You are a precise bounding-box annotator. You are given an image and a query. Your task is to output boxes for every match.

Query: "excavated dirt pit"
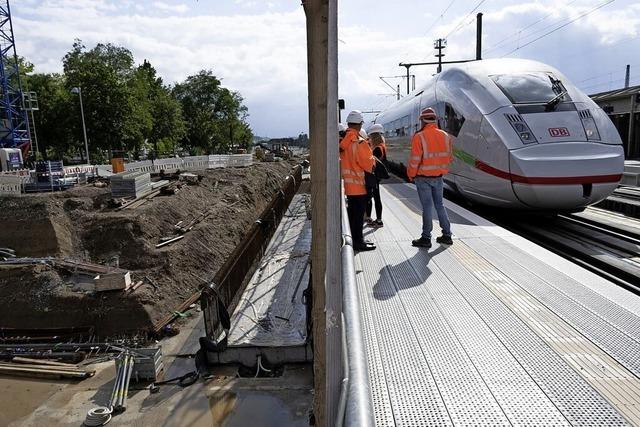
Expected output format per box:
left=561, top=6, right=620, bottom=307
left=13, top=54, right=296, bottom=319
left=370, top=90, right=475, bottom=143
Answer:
left=0, top=161, right=297, bottom=337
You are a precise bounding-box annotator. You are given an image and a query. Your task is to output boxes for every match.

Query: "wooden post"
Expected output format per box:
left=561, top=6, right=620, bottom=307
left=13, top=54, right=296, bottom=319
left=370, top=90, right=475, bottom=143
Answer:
left=304, top=0, right=341, bottom=425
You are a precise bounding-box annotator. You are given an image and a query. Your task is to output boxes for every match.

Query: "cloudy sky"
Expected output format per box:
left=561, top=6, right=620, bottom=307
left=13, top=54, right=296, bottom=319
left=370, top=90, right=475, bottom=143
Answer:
left=13, top=0, right=640, bottom=137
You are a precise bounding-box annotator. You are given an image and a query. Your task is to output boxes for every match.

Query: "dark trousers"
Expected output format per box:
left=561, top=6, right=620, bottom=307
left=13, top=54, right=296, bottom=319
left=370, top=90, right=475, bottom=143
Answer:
left=366, top=183, right=382, bottom=221
left=347, top=194, right=368, bottom=246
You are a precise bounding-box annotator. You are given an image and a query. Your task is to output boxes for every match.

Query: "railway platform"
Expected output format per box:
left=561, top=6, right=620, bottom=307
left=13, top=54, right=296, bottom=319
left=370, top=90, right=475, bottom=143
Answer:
left=355, top=182, right=640, bottom=426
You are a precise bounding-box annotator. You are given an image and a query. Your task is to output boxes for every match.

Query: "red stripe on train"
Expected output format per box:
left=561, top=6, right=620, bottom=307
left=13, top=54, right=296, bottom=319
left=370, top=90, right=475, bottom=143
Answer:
left=474, top=160, right=622, bottom=185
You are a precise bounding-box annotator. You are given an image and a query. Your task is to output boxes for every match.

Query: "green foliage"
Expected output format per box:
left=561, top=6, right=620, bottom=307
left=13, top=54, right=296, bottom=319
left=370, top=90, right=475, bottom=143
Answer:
left=173, top=70, right=253, bottom=154
left=22, top=40, right=251, bottom=163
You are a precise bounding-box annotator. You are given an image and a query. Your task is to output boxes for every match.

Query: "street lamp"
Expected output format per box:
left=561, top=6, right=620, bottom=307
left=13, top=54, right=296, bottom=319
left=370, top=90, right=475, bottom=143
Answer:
left=70, top=87, right=90, bottom=164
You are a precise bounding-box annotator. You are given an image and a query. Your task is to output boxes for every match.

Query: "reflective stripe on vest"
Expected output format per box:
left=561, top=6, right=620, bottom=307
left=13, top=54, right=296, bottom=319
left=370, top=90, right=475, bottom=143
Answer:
left=416, top=130, right=451, bottom=176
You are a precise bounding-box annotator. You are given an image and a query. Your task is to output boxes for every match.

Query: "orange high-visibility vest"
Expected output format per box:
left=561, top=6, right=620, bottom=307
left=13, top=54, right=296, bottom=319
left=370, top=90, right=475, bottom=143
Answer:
left=374, top=142, right=387, bottom=161
left=407, top=124, right=453, bottom=180
left=340, top=128, right=375, bottom=196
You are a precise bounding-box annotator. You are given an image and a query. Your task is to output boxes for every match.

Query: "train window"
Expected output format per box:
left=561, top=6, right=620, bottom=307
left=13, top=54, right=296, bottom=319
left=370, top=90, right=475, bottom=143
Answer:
left=402, top=116, right=409, bottom=136
left=491, top=73, right=572, bottom=104
left=443, top=103, right=465, bottom=137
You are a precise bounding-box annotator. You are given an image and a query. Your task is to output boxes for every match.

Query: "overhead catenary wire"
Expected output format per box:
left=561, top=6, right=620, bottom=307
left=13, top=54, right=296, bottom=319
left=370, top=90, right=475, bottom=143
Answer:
left=502, top=0, right=616, bottom=57
left=445, top=0, right=486, bottom=39
left=424, top=0, right=457, bottom=36
left=483, top=0, right=581, bottom=55
left=575, top=63, right=637, bottom=84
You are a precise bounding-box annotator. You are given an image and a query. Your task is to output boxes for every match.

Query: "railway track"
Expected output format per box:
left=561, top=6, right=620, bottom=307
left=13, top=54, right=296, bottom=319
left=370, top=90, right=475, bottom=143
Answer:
left=494, top=209, right=640, bottom=294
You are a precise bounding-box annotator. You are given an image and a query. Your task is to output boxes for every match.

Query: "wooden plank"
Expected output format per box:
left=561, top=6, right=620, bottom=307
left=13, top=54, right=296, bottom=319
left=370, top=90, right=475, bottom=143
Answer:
left=305, top=1, right=341, bottom=425
left=10, top=357, right=77, bottom=367
left=0, top=365, right=94, bottom=379
left=155, top=235, right=184, bottom=248
left=0, top=362, right=84, bottom=372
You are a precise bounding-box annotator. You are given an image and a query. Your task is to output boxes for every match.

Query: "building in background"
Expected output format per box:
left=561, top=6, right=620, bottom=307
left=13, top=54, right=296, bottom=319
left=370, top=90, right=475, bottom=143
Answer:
left=590, top=85, right=640, bottom=160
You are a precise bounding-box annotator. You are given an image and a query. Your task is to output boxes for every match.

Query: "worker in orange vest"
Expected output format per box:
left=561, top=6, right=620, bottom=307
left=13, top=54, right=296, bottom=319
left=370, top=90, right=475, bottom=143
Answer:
left=340, top=110, right=376, bottom=251
left=407, top=108, right=453, bottom=248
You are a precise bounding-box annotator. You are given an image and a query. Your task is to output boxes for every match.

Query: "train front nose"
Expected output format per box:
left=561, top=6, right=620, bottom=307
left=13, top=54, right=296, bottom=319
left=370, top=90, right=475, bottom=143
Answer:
left=509, top=142, right=624, bottom=210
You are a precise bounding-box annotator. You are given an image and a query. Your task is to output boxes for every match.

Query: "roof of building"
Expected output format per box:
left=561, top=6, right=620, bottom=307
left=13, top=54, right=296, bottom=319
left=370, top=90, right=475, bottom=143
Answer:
left=589, top=84, right=640, bottom=102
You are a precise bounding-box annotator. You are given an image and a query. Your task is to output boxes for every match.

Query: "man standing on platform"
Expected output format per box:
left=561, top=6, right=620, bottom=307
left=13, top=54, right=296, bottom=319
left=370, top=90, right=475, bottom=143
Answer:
left=407, top=108, right=454, bottom=248
left=340, top=110, right=376, bottom=252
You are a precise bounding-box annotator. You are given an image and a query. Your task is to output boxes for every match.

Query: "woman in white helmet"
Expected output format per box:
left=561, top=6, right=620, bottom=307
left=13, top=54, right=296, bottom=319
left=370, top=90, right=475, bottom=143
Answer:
left=365, top=123, right=387, bottom=228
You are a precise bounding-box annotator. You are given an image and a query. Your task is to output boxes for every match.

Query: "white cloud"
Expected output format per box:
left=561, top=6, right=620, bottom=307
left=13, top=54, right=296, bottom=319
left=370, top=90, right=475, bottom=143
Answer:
left=152, top=2, right=189, bottom=14
left=13, top=3, right=307, bottom=136
left=10, top=0, right=640, bottom=136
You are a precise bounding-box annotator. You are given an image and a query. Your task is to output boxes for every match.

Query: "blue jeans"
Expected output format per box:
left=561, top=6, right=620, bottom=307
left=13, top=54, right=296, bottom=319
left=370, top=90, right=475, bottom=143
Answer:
left=414, top=176, right=451, bottom=239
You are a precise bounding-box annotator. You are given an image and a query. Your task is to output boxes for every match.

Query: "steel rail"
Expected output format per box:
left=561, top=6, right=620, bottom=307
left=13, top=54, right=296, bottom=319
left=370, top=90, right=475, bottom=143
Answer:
left=498, top=218, right=640, bottom=294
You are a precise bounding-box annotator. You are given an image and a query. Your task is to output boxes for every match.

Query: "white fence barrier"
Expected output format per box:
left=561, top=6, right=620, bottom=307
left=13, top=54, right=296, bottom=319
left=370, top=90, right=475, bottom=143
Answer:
left=0, top=175, right=22, bottom=196
left=64, top=164, right=98, bottom=177
left=0, top=154, right=254, bottom=195
left=124, top=160, right=154, bottom=173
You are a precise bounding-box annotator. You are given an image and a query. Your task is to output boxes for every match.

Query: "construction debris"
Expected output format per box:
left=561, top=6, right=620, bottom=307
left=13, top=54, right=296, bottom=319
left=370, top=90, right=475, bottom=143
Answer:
left=155, top=235, right=184, bottom=249
left=0, top=360, right=95, bottom=379
left=0, top=162, right=298, bottom=337
left=94, top=271, right=132, bottom=292
left=110, top=171, right=152, bottom=199
left=179, top=172, right=200, bottom=185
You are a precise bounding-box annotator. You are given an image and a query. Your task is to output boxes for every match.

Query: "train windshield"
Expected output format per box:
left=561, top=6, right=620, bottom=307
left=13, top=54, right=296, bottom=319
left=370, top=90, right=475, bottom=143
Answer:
left=491, top=73, right=571, bottom=104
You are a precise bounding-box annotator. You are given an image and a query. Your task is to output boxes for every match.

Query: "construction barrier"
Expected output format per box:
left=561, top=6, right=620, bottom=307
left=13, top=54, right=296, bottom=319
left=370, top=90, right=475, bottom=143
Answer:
left=63, top=164, right=98, bottom=176
left=124, top=160, right=154, bottom=173
left=0, top=175, right=22, bottom=196
left=153, top=158, right=182, bottom=172
left=0, top=154, right=254, bottom=194
left=226, top=154, right=252, bottom=167
left=182, top=155, right=209, bottom=171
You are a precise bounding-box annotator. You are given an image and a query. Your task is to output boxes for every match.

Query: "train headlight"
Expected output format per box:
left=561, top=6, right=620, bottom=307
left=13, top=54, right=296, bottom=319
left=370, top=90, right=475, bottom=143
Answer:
left=505, top=113, right=538, bottom=144
left=520, top=132, right=534, bottom=141
left=579, top=110, right=601, bottom=141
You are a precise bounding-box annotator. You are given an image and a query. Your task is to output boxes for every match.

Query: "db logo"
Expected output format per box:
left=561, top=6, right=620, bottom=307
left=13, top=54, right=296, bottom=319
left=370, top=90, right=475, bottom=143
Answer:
left=549, top=127, right=570, bottom=137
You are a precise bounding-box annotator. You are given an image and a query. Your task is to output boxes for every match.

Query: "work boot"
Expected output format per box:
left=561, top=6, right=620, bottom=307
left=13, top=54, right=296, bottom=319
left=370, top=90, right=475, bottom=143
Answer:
left=411, top=237, right=432, bottom=248
left=436, top=235, right=453, bottom=245
left=354, top=242, right=376, bottom=252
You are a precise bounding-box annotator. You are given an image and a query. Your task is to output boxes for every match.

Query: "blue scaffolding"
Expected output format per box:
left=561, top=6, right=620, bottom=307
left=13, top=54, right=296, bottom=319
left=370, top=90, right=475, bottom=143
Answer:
left=0, top=0, right=30, bottom=152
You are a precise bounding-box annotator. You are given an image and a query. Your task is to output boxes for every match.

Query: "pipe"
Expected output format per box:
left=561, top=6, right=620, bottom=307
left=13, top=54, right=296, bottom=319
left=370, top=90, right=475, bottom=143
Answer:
left=340, top=196, right=375, bottom=426
left=121, top=353, right=134, bottom=410
left=335, top=313, right=350, bottom=427
left=109, top=357, right=123, bottom=408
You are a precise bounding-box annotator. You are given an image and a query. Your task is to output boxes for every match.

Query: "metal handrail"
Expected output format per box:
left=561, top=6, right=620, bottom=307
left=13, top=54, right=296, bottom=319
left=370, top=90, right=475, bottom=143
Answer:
left=337, top=196, right=375, bottom=426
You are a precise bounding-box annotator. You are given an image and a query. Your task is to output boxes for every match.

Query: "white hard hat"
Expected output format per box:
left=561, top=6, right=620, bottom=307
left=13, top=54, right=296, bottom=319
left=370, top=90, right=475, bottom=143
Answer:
left=338, top=123, right=347, bottom=132
left=359, top=129, right=368, bottom=139
left=346, top=110, right=364, bottom=124
left=368, top=123, right=384, bottom=134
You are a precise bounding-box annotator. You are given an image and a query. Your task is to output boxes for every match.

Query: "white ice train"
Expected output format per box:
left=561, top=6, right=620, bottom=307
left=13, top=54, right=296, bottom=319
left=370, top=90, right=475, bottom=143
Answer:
left=372, top=58, right=624, bottom=211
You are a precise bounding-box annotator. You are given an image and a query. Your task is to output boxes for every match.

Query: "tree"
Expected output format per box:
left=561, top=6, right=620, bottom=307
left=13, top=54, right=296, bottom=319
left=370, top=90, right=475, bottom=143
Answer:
left=63, top=40, right=144, bottom=159
left=23, top=73, right=75, bottom=160
left=173, top=70, right=253, bottom=154
left=134, top=60, right=186, bottom=157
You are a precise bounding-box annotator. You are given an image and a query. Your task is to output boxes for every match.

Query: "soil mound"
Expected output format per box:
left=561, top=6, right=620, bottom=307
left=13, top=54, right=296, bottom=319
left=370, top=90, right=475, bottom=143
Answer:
left=0, top=161, right=297, bottom=337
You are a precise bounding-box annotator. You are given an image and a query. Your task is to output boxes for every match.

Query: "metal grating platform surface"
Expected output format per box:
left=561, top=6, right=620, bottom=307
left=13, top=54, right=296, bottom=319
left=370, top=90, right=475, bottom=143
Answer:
left=355, top=183, right=640, bottom=426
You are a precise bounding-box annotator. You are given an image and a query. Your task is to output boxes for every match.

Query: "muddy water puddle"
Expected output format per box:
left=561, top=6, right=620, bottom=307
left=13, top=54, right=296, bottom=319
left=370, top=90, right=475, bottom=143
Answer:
left=0, top=377, right=68, bottom=426
left=165, top=386, right=311, bottom=427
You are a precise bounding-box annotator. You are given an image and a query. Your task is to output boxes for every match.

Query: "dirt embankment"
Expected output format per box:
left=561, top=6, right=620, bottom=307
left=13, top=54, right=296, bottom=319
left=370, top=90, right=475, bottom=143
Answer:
left=0, top=161, right=297, bottom=337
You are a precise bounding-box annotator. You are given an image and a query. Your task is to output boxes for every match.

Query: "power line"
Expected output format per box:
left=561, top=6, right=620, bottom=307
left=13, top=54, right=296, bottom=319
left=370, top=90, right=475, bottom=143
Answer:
left=581, top=77, right=625, bottom=92
left=575, top=63, right=637, bottom=84
left=425, top=0, right=457, bottom=36
left=549, top=33, right=640, bottom=62
left=483, top=0, right=581, bottom=55
left=502, top=0, right=616, bottom=57
left=445, top=0, right=486, bottom=38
